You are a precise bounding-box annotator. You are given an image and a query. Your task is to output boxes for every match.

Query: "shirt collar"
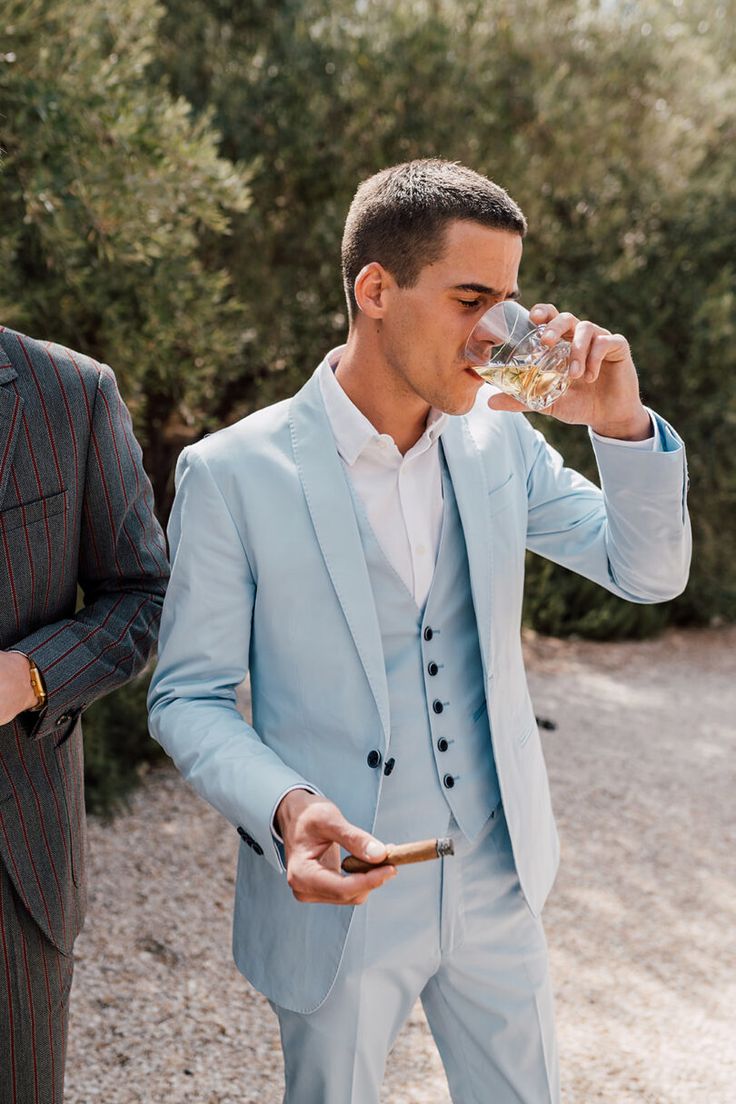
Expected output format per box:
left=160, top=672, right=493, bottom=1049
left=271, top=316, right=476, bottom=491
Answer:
left=318, top=346, right=448, bottom=467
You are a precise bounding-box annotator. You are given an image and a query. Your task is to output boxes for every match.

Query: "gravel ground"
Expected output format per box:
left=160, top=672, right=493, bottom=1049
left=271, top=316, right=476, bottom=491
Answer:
left=64, top=626, right=736, bottom=1103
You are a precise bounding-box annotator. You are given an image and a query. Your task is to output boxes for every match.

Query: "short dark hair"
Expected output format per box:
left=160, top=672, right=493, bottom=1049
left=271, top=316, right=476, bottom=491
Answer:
left=341, top=159, right=527, bottom=323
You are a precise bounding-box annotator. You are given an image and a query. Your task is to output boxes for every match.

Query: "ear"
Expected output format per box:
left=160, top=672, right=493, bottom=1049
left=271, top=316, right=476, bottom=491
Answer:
left=354, top=262, right=392, bottom=319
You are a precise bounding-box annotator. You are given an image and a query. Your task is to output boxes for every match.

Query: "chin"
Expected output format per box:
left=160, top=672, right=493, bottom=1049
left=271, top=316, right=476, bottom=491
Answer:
left=436, top=395, right=477, bottom=417
left=426, top=375, right=482, bottom=417
left=450, top=379, right=484, bottom=416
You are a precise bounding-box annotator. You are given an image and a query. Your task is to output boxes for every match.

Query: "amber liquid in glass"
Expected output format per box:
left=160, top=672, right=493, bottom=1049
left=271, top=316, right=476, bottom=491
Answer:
left=476, top=341, right=571, bottom=411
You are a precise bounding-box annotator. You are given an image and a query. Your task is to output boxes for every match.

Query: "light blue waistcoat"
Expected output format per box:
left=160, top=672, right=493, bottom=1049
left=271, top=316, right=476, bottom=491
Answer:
left=346, top=446, right=501, bottom=847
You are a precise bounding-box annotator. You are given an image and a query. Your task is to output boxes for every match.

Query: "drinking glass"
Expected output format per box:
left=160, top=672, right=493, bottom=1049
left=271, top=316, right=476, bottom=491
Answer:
left=464, top=300, right=572, bottom=411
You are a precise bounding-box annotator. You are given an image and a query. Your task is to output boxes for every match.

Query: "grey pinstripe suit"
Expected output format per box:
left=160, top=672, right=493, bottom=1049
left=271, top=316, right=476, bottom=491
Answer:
left=0, top=326, right=169, bottom=1103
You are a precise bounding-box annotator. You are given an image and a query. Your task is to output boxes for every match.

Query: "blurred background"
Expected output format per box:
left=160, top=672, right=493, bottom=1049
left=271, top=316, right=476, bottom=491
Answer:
left=1, top=0, right=734, bottom=812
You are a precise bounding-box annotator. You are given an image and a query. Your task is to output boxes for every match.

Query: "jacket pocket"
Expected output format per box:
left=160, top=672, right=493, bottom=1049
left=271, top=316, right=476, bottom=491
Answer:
left=0, top=490, right=67, bottom=533
left=487, top=472, right=515, bottom=517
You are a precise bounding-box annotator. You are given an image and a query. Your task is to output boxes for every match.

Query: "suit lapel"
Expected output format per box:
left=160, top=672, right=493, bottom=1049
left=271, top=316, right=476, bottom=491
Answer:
left=0, top=338, right=22, bottom=509
left=441, top=415, right=495, bottom=676
left=288, top=369, right=390, bottom=743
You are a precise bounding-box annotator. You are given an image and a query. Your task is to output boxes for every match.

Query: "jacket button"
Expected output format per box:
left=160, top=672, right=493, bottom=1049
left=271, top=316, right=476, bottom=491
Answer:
left=55, top=714, right=71, bottom=727
left=383, top=757, right=395, bottom=776
left=367, top=749, right=382, bottom=769
left=432, top=700, right=444, bottom=715
left=437, top=738, right=449, bottom=752
left=427, top=662, right=439, bottom=676
left=443, top=774, right=455, bottom=789
left=423, top=627, right=433, bottom=641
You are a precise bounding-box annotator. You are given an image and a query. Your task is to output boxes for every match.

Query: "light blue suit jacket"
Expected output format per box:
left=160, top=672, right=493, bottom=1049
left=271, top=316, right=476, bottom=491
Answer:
left=148, top=365, right=691, bottom=1012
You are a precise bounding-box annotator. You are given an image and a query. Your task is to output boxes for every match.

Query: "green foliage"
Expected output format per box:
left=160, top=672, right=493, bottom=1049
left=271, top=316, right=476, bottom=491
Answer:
left=0, top=0, right=252, bottom=511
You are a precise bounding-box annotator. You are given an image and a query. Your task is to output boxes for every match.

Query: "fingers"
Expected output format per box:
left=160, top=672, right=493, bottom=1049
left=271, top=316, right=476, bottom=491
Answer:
left=329, top=814, right=388, bottom=866
left=287, top=856, right=397, bottom=906
left=283, top=798, right=395, bottom=905
left=289, top=798, right=387, bottom=863
left=570, top=328, right=629, bottom=380
left=487, top=392, right=528, bottom=413
left=529, top=303, right=558, bottom=325
left=584, top=333, right=630, bottom=379
left=540, top=311, right=580, bottom=347
left=568, top=320, right=606, bottom=378
left=488, top=311, right=631, bottom=407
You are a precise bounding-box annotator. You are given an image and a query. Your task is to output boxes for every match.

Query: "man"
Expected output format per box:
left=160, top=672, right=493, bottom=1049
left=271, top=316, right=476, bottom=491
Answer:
left=148, top=159, right=691, bottom=1103
left=0, top=326, right=169, bottom=1103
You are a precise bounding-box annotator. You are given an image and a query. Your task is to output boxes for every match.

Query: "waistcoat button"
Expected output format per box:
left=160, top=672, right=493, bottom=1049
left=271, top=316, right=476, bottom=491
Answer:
left=443, top=774, right=455, bottom=789
left=423, top=627, right=433, bottom=641
left=437, top=738, right=449, bottom=752
left=427, top=661, right=439, bottom=676
left=366, top=749, right=382, bottom=769
left=432, top=700, right=444, bottom=715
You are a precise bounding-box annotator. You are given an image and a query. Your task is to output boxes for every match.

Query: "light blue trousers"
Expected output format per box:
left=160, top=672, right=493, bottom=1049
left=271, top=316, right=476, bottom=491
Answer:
left=271, top=804, right=560, bottom=1103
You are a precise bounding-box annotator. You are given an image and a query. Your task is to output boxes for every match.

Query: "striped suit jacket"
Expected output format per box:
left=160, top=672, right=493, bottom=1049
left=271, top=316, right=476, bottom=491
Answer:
left=0, top=326, right=169, bottom=954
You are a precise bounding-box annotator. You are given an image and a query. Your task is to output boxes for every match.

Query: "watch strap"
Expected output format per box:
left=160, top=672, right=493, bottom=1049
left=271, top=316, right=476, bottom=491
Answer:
left=27, top=658, right=47, bottom=712
left=10, top=652, right=47, bottom=712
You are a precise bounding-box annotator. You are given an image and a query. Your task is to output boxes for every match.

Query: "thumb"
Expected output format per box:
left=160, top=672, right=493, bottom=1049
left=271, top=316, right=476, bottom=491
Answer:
left=332, top=817, right=387, bottom=864
left=487, top=392, right=527, bottom=413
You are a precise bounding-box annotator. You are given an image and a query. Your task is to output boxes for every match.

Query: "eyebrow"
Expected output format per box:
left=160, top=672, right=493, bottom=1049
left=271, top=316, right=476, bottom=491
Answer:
left=452, top=283, right=521, bottom=299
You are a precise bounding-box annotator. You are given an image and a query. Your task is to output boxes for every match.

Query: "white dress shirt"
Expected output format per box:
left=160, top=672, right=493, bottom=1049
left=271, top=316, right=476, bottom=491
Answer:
left=319, top=349, right=450, bottom=609
left=319, top=345, right=658, bottom=609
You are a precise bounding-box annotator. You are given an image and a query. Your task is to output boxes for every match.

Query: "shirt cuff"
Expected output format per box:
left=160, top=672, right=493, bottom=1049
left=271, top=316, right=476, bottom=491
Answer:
left=590, top=408, right=661, bottom=451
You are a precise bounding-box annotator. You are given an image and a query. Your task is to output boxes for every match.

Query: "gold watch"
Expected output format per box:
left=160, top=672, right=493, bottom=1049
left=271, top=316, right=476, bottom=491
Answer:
left=25, top=656, right=47, bottom=712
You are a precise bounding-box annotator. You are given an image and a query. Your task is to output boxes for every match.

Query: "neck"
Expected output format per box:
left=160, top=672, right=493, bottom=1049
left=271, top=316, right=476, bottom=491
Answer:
left=334, top=331, right=431, bottom=455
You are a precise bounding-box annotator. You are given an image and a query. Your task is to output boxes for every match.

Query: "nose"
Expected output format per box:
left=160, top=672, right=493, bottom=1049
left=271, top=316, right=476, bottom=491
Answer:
left=465, top=321, right=497, bottom=365
left=471, top=335, right=495, bottom=356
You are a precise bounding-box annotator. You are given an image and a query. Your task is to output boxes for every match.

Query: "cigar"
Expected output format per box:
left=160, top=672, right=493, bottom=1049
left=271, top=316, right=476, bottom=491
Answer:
left=341, top=836, right=454, bottom=874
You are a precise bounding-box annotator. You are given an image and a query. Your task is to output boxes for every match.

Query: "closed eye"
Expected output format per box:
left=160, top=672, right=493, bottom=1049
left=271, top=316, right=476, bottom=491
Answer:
left=459, top=299, right=483, bottom=309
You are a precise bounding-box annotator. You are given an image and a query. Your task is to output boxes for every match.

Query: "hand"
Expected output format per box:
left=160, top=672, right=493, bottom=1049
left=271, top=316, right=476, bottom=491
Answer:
left=275, top=789, right=396, bottom=905
left=0, top=652, right=38, bottom=725
left=487, top=303, right=653, bottom=440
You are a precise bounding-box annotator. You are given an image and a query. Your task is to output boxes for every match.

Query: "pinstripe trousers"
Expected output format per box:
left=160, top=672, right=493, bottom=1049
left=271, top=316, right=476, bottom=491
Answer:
left=0, top=860, right=73, bottom=1104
